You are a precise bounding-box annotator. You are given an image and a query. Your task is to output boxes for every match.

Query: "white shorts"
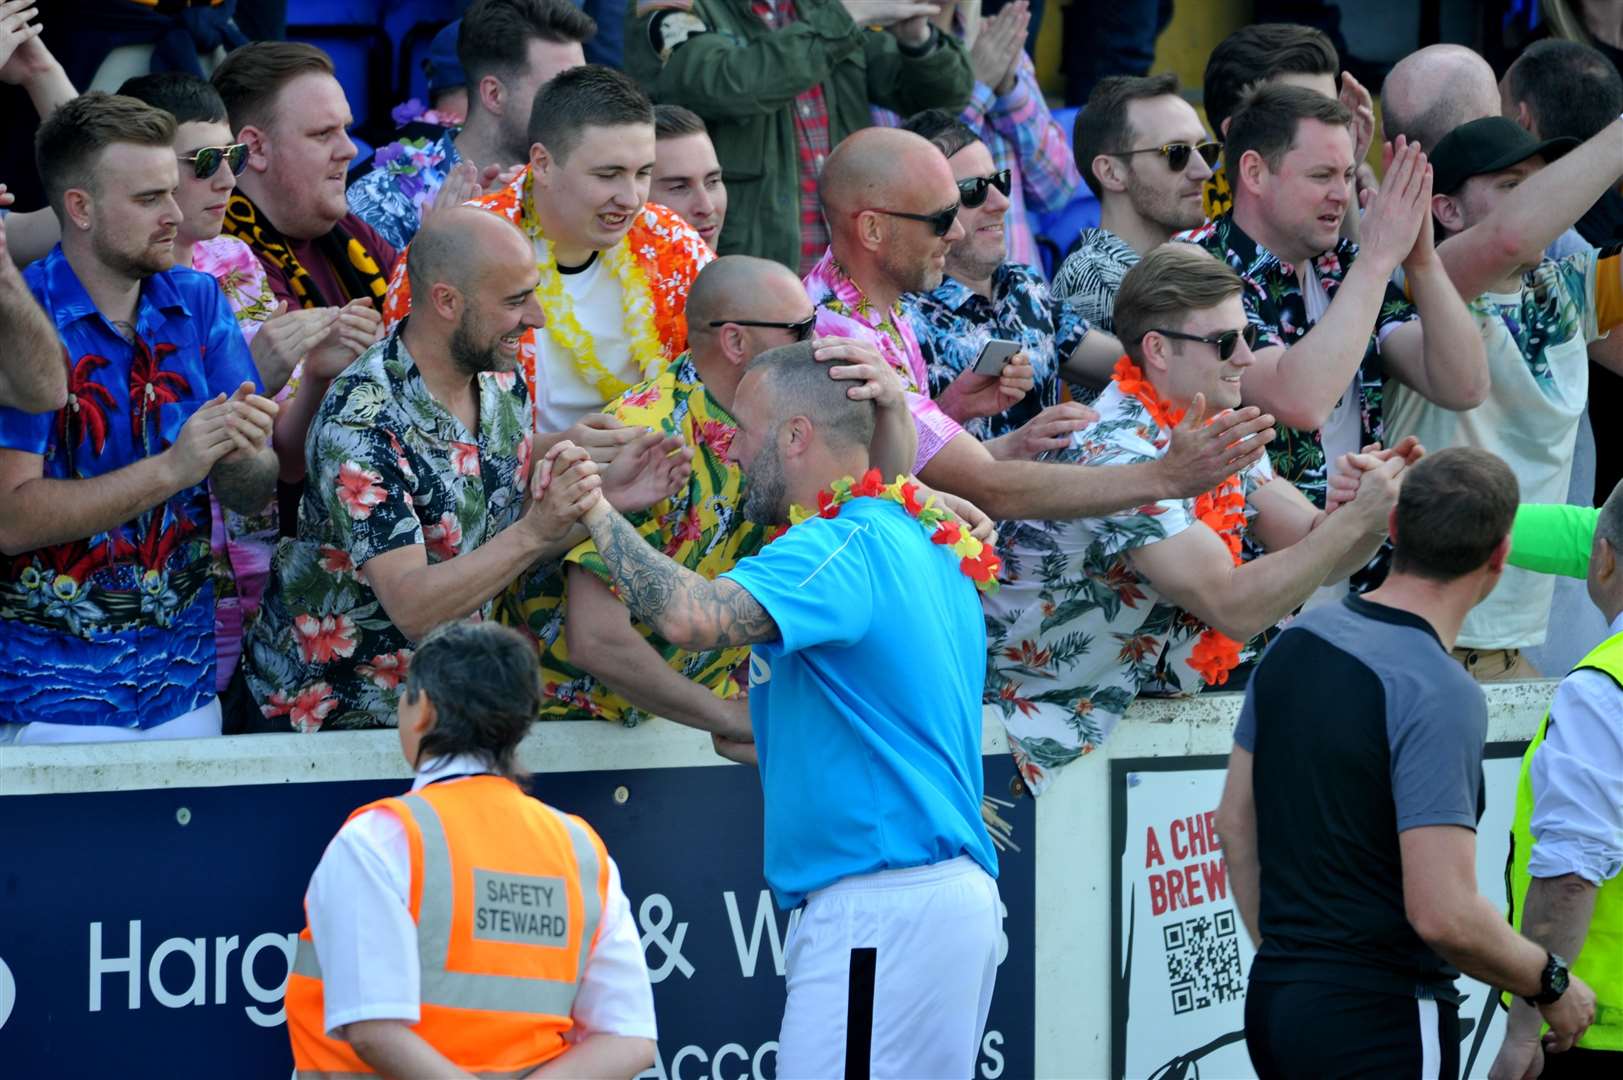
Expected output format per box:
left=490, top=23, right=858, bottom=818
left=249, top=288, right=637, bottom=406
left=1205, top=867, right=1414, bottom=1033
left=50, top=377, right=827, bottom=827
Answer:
left=777, top=855, right=1001, bottom=1080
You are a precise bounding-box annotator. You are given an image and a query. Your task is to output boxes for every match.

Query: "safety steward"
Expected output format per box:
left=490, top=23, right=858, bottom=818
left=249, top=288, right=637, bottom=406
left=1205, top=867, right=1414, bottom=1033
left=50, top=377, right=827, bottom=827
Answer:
left=284, top=621, right=657, bottom=1078
left=1496, top=481, right=1623, bottom=1079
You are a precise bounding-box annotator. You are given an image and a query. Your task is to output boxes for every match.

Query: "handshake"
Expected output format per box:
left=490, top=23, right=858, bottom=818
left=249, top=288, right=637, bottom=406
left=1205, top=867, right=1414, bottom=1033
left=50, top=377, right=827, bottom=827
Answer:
left=515, top=433, right=693, bottom=549
left=1323, top=434, right=1426, bottom=526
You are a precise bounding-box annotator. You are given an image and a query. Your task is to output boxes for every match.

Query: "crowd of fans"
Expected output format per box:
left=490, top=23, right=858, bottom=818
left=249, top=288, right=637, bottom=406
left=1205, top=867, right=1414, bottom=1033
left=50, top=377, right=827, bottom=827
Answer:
left=3, top=0, right=1623, bottom=1074
left=0, top=0, right=1614, bottom=754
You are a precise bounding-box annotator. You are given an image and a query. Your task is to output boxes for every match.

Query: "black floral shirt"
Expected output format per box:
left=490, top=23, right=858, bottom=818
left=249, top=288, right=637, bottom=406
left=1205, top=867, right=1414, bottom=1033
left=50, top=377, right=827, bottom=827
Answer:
left=1185, top=212, right=1417, bottom=508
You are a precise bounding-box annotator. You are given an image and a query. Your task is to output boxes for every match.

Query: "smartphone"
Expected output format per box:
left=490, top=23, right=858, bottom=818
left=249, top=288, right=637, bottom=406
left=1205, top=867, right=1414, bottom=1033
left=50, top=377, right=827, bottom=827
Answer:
left=971, top=338, right=1023, bottom=377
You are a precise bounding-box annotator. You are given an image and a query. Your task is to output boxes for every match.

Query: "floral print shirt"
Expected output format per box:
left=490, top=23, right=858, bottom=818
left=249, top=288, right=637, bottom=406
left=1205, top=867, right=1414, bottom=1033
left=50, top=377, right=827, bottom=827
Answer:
left=803, top=247, right=963, bottom=471
left=1050, top=226, right=1140, bottom=335
left=984, top=380, right=1273, bottom=795
left=242, top=327, right=531, bottom=730
left=1185, top=212, right=1417, bottom=508
left=905, top=264, right=1091, bottom=442
left=193, top=234, right=280, bottom=690
left=0, top=247, right=263, bottom=729
left=504, top=353, right=765, bottom=723
left=346, top=127, right=462, bottom=252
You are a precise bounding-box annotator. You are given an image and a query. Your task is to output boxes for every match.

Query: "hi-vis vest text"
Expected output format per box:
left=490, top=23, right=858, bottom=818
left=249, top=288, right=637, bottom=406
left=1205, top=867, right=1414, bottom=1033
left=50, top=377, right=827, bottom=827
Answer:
left=285, top=775, right=611, bottom=1077
left=1507, top=630, right=1623, bottom=1051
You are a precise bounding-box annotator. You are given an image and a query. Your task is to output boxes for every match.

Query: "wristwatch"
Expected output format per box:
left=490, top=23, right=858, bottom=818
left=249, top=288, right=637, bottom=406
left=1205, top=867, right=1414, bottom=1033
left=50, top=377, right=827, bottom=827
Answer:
left=1523, top=952, right=1571, bottom=1006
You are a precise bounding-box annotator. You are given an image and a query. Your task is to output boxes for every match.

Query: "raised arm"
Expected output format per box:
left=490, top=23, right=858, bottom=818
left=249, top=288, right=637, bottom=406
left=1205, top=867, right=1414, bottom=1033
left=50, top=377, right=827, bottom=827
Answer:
left=1129, top=457, right=1400, bottom=641
left=1379, top=165, right=1490, bottom=411
left=1508, top=503, right=1598, bottom=580
left=920, top=397, right=1275, bottom=520
left=1439, top=117, right=1623, bottom=303
left=579, top=494, right=777, bottom=653
left=0, top=215, right=65, bottom=412
left=563, top=564, right=754, bottom=738
left=814, top=336, right=917, bottom=480
left=1241, top=141, right=1430, bottom=430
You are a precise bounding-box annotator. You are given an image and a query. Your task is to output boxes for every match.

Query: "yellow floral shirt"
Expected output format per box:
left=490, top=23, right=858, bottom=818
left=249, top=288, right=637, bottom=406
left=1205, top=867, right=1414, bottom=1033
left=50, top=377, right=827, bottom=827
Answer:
left=1202, top=163, right=1233, bottom=221
left=500, top=353, right=764, bottom=723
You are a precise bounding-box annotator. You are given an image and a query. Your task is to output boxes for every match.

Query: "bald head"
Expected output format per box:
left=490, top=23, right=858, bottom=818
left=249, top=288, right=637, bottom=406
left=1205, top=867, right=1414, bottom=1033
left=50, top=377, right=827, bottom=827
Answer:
left=687, top=255, right=807, bottom=331
left=1381, top=45, right=1500, bottom=150
left=819, top=127, right=955, bottom=223
left=742, top=341, right=875, bottom=452
left=407, top=206, right=530, bottom=298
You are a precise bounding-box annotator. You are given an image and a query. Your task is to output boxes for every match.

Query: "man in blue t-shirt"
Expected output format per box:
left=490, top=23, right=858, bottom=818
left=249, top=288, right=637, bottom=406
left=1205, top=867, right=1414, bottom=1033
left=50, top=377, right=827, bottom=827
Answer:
left=0, top=93, right=278, bottom=745
left=557, top=338, right=1001, bottom=1079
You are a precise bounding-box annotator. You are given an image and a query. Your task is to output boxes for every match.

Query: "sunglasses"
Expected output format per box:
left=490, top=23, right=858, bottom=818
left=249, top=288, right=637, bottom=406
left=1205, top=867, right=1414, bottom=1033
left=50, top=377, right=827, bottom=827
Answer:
left=1116, top=141, right=1222, bottom=173
left=856, top=204, right=960, bottom=237
left=1152, top=324, right=1259, bottom=360
left=708, top=315, right=816, bottom=341
left=956, top=169, right=1012, bottom=209
left=178, top=143, right=249, bottom=180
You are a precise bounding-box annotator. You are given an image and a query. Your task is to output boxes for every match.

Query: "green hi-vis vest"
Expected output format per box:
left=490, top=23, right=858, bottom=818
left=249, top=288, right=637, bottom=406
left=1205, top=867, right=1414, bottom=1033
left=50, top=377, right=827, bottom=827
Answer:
left=1506, top=630, right=1623, bottom=1050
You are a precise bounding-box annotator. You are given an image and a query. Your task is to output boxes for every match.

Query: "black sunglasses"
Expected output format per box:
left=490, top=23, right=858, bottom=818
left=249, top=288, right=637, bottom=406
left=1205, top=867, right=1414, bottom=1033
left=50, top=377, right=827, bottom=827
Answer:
left=857, top=203, right=960, bottom=237
left=956, top=169, right=1012, bottom=209
left=179, top=143, right=249, bottom=180
left=708, top=315, right=816, bottom=341
left=1115, top=141, right=1222, bottom=172
left=1151, top=324, right=1259, bottom=360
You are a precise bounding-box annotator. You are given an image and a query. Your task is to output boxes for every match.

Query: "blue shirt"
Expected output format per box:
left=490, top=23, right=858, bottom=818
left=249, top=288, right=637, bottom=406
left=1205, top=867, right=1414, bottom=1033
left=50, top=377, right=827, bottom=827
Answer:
left=722, top=497, right=997, bottom=908
left=347, top=127, right=463, bottom=252
left=0, top=246, right=262, bottom=728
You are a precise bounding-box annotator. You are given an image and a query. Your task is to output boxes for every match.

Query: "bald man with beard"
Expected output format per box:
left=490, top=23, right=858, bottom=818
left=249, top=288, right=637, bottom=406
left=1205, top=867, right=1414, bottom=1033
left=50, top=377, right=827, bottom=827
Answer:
left=804, top=127, right=1278, bottom=527
left=527, top=254, right=918, bottom=731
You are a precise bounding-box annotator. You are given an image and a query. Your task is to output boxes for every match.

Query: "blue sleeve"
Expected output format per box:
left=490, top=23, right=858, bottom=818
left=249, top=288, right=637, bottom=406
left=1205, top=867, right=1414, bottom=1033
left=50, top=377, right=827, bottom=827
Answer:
left=721, top=516, right=875, bottom=655
left=195, top=276, right=263, bottom=395
left=1389, top=677, right=1487, bottom=832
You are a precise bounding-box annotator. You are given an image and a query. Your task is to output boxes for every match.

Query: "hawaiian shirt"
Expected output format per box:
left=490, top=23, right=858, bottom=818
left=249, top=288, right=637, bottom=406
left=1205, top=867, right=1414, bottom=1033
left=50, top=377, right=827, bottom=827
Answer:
left=347, top=127, right=462, bottom=252
left=1050, top=226, right=1140, bottom=334
left=1186, top=212, right=1417, bottom=508
left=383, top=166, right=711, bottom=432
left=983, top=379, right=1274, bottom=796
left=504, top=353, right=766, bottom=723
left=192, top=234, right=279, bottom=690
left=904, top=264, right=1090, bottom=442
left=751, top=0, right=833, bottom=274
left=803, top=247, right=963, bottom=471
left=0, top=247, right=262, bottom=729
left=874, top=46, right=1078, bottom=274
left=242, top=327, right=531, bottom=731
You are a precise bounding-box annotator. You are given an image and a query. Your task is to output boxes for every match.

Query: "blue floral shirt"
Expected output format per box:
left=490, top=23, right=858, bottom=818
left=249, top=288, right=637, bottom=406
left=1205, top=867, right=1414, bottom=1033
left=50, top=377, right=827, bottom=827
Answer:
left=904, top=264, right=1091, bottom=442
left=346, top=127, right=463, bottom=252
left=0, top=246, right=262, bottom=729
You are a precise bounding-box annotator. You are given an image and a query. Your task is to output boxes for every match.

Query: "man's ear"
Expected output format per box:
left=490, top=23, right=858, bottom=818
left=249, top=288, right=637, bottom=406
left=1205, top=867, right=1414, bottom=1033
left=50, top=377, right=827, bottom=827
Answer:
left=529, top=141, right=552, bottom=185
left=783, top=414, right=814, bottom=456
left=412, top=693, right=438, bottom=740
left=428, top=281, right=463, bottom=322
left=1514, top=100, right=1536, bottom=135
left=854, top=210, right=886, bottom=253
left=1236, top=148, right=1269, bottom=197
left=239, top=125, right=271, bottom=174
left=1430, top=192, right=1465, bottom=235
left=1487, top=533, right=1512, bottom=573
left=1140, top=333, right=1171, bottom=376
left=477, top=72, right=505, bottom=117
left=1093, top=153, right=1128, bottom=195
left=62, top=187, right=93, bottom=232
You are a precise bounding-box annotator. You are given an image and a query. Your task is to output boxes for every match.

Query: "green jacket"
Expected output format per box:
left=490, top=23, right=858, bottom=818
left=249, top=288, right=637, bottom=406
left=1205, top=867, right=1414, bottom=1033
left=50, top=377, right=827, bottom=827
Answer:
left=625, top=0, right=973, bottom=270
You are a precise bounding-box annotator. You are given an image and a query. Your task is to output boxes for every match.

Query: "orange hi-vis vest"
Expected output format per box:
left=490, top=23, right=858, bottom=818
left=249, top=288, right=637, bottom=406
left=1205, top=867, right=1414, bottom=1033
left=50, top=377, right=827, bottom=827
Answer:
left=285, top=775, right=611, bottom=1078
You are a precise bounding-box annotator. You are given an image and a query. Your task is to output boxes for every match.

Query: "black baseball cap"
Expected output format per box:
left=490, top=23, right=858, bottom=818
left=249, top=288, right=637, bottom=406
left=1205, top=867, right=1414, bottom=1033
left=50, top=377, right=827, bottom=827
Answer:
left=1429, top=116, right=1578, bottom=195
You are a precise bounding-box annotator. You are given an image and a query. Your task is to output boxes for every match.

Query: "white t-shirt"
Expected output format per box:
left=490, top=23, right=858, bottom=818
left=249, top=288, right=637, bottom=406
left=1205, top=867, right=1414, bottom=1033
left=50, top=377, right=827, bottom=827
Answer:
left=533, top=253, right=636, bottom=434
left=1388, top=249, right=1613, bottom=648
left=304, top=754, right=657, bottom=1041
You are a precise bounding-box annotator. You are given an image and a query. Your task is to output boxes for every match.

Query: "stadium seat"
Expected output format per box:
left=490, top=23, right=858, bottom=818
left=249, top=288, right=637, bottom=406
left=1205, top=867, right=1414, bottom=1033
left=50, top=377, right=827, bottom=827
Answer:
left=1030, top=106, right=1098, bottom=279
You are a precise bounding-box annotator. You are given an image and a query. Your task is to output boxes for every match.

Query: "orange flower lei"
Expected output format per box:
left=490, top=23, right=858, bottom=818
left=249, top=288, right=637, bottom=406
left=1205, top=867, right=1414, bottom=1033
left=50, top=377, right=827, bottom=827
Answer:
left=1111, top=356, right=1247, bottom=686
left=772, top=470, right=1002, bottom=593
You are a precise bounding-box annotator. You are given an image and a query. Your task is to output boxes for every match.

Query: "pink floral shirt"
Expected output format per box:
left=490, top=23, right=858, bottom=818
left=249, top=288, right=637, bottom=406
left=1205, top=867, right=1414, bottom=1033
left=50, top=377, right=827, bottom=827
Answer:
left=802, top=248, right=963, bottom=471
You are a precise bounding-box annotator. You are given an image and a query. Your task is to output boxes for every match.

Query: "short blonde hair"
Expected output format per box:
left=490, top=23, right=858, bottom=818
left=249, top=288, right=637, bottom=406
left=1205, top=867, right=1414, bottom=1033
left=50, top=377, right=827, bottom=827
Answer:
left=1113, top=243, right=1244, bottom=362
left=35, top=93, right=177, bottom=218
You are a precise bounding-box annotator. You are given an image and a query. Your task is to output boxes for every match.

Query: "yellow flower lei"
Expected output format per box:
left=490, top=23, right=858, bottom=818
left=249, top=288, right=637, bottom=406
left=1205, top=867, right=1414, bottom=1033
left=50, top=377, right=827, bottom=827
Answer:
left=524, top=185, right=666, bottom=401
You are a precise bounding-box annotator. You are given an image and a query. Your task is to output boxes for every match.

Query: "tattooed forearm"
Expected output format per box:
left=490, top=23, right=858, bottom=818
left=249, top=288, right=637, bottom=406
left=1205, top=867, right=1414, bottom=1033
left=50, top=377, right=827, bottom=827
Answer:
left=586, top=504, right=778, bottom=650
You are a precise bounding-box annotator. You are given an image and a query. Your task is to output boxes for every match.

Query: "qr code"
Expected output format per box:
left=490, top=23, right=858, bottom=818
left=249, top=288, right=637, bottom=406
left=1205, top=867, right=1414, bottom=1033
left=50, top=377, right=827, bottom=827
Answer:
left=1162, top=908, right=1244, bottom=1015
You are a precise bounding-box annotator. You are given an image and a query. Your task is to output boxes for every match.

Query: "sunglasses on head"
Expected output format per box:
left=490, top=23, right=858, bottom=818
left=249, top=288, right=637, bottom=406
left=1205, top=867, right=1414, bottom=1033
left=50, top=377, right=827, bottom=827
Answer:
left=956, top=169, right=1012, bottom=209
left=178, top=143, right=249, bottom=180
left=1116, top=141, right=1222, bottom=173
left=1152, top=323, right=1259, bottom=360
left=855, top=203, right=960, bottom=237
left=708, top=315, right=817, bottom=341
